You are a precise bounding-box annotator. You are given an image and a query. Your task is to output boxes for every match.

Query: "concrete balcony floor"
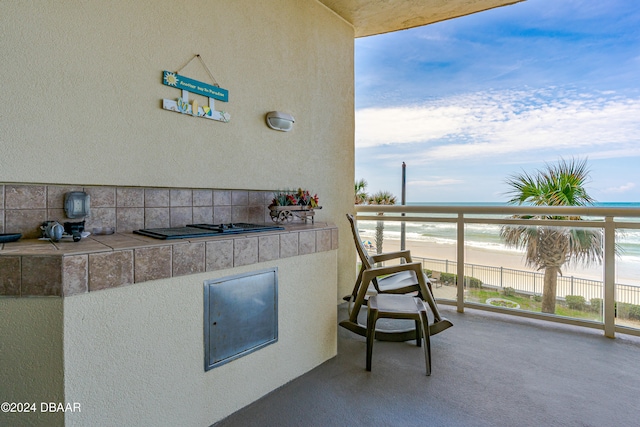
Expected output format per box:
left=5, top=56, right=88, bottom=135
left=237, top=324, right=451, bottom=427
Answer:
left=216, top=304, right=640, bottom=427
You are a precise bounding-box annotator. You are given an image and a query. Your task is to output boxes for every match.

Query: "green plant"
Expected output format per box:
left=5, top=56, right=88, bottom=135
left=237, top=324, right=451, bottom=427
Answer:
left=441, top=272, right=457, bottom=285
left=617, top=302, right=640, bottom=321
left=489, top=299, right=519, bottom=308
left=503, top=287, right=516, bottom=297
left=565, top=295, right=586, bottom=311
left=464, top=288, right=603, bottom=322
left=424, top=270, right=482, bottom=288
left=589, top=298, right=602, bottom=313
left=629, top=304, right=640, bottom=321
left=533, top=294, right=542, bottom=302
left=466, top=276, right=483, bottom=288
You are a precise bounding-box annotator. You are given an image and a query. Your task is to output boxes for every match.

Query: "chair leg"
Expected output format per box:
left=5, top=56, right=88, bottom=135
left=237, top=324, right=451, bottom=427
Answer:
left=419, top=279, right=454, bottom=336
left=414, top=320, right=422, bottom=347
left=419, top=308, right=431, bottom=376
left=366, top=307, right=378, bottom=371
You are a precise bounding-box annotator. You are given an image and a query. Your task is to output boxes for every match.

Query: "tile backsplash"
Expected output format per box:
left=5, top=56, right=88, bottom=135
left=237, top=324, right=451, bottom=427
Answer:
left=0, top=184, right=274, bottom=238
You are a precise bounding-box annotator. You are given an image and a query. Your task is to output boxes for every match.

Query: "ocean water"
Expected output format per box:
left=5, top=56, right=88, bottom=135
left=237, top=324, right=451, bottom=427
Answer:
left=357, top=202, right=640, bottom=284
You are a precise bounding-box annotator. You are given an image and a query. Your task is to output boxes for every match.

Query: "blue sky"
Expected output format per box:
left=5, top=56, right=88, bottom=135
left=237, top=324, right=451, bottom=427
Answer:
left=355, top=0, right=640, bottom=202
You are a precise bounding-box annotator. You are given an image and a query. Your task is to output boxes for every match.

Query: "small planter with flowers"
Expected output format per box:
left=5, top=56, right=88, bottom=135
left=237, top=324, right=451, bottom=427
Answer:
left=269, top=189, right=321, bottom=223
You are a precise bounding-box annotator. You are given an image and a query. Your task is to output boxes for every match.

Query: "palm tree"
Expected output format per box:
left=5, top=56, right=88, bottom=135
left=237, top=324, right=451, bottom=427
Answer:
left=354, top=179, right=368, bottom=205
left=367, top=190, right=397, bottom=255
left=500, top=158, right=603, bottom=314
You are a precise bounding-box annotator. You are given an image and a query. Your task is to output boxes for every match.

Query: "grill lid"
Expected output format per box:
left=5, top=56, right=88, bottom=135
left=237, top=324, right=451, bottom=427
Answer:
left=134, top=223, right=284, bottom=239
left=133, top=227, right=219, bottom=240
left=188, top=223, right=284, bottom=234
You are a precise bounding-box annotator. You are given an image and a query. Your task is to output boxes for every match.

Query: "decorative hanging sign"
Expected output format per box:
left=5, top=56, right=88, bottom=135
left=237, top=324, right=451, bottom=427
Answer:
left=162, top=71, right=228, bottom=101
left=161, top=55, right=230, bottom=123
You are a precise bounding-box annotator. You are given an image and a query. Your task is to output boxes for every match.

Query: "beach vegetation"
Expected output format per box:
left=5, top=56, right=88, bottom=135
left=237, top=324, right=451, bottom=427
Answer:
left=354, top=179, right=368, bottom=205
left=616, top=302, right=640, bottom=321
left=424, top=269, right=482, bottom=288
left=589, top=298, right=602, bottom=313
left=500, top=158, right=603, bottom=314
left=367, top=190, right=397, bottom=255
left=565, top=295, right=586, bottom=311
left=465, top=288, right=605, bottom=321
left=487, top=298, right=519, bottom=309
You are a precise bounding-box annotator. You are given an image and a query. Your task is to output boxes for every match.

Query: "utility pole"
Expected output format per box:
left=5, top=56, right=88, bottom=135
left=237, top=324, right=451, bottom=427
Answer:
left=401, top=162, right=406, bottom=251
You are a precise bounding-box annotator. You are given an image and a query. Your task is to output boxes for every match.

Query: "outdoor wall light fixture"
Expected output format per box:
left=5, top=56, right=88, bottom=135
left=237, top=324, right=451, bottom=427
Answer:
left=266, top=111, right=295, bottom=132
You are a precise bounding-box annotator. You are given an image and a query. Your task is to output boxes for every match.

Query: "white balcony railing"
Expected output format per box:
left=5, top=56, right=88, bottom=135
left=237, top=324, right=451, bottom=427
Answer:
left=355, top=204, right=640, bottom=338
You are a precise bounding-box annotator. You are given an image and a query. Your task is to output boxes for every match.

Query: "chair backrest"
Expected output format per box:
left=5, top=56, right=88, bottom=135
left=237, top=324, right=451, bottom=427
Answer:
left=431, top=271, right=441, bottom=280
left=346, top=214, right=374, bottom=270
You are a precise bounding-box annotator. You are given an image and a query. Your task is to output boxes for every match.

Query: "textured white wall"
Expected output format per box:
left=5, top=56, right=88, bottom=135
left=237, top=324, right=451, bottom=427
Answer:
left=0, top=0, right=356, bottom=301
left=62, top=252, right=337, bottom=426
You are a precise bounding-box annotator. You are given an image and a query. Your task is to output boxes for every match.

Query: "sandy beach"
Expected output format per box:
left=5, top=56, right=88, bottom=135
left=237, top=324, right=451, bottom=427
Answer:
left=382, top=237, right=531, bottom=272
left=376, top=237, right=640, bottom=286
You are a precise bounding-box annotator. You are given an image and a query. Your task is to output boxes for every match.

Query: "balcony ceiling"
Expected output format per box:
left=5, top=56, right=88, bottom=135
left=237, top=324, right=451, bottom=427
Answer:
left=318, top=0, right=525, bottom=37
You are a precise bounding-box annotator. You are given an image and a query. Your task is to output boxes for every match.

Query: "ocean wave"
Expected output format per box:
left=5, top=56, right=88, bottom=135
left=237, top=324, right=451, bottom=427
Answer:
left=357, top=221, right=640, bottom=272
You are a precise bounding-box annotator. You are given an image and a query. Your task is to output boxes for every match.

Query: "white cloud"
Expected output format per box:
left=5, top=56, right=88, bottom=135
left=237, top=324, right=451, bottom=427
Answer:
left=355, top=89, right=640, bottom=163
left=355, top=105, right=474, bottom=148
left=604, top=182, right=636, bottom=194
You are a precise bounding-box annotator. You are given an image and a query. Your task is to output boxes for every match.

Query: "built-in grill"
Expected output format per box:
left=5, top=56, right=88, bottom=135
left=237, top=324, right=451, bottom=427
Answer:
left=134, top=223, right=284, bottom=240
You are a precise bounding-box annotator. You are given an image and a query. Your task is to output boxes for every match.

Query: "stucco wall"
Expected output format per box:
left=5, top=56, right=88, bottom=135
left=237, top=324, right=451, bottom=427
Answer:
left=1, top=0, right=355, bottom=425
left=0, top=0, right=356, bottom=300
left=61, top=252, right=337, bottom=426
left=0, top=298, right=65, bottom=427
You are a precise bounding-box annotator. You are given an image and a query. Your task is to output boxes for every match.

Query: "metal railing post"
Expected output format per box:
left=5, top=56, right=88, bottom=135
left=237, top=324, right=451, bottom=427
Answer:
left=457, top=213, right=465, bottom=313
left=604, top=217, right=616, bottom=338
left=571, top=276, right=574, bottom=296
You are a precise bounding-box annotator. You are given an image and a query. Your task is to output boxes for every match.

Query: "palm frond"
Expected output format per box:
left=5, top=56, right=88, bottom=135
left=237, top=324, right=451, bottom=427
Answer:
left=367, top=190, right=397, bottom=206
left=501, top=158, right=603, bottom=272
left=504, top=157, right=594, bottom=209
left=354, top=179, right=368, bottom=205
left=566, top=228, right=604, bottom=267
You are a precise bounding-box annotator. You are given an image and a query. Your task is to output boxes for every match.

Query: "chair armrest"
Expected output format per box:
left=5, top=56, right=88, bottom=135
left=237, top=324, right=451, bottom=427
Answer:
left=361, top=262, right=432, bottom=299
left=370, top=250, right=413, bottom=263
left=361, top=262, right=422, bottom=281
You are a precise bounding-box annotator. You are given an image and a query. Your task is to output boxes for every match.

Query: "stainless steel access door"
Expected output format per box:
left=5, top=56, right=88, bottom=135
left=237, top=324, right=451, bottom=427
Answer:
left=204, top=268, right=278, bottom=371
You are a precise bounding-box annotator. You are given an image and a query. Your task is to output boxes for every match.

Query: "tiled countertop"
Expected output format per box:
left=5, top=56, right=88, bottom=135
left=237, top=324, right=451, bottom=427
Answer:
left=0, top=223, right=338, bottom=297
